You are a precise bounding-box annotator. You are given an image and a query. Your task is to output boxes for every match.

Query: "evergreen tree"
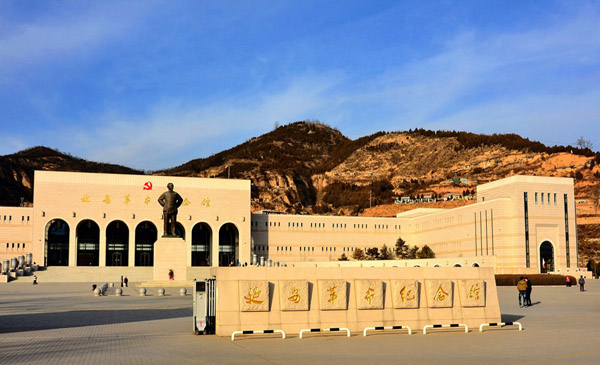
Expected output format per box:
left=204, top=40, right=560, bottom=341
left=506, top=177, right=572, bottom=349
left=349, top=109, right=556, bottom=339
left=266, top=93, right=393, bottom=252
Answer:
left=418, top=245, right=435, bottom=258
left=379, top=244, right=393, bottom=260
left=366, top=247, right=379, bottom=260
left=352, top=248, right=366, bottom=260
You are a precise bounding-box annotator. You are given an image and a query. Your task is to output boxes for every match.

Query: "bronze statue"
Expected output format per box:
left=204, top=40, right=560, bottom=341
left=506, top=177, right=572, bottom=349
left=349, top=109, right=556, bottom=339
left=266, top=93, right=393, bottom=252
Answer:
left=157, top=183, right=183, bottom=237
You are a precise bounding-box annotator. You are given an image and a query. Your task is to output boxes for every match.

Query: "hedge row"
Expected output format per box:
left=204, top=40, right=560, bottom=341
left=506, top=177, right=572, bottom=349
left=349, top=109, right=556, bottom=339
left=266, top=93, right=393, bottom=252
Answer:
left=495, top=274, right=578, bottom=286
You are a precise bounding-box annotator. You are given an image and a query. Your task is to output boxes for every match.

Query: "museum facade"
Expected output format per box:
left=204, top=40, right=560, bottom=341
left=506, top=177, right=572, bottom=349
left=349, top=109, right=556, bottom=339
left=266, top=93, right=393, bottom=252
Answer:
left=0, top=171, right=579, bottom=279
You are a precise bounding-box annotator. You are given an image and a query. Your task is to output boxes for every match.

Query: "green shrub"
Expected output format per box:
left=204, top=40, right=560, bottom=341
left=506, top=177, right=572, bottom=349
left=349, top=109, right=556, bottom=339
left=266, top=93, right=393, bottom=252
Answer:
left=495, top=274, right=577, bottom=286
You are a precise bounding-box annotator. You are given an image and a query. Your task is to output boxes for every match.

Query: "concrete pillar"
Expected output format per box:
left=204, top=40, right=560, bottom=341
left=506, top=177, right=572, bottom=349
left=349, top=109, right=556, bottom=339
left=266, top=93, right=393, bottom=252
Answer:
left=186, top=224, right=191, bottom=268
left=69, top=226, right=77, bottom=267
left=212, top=225, right=220, bottom=267
left=128, top=225, right=136, bottom=267
left=99, top=226, right=106, bottom=267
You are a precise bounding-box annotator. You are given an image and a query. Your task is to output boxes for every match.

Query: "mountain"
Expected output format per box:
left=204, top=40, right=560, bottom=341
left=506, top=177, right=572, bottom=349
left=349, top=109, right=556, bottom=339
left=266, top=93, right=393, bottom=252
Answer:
left=0, top=146, right=143, bottom=206
left=159, top=121, right=385, bottom=211
left=1, top=122, right=599, bottom=268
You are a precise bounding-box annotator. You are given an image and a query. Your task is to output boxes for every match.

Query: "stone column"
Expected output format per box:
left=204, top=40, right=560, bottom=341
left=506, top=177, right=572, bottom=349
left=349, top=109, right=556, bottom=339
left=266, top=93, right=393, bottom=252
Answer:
left=69, top=224, right=77, bottom=267
left=212, top=226, right=220, bottom=267
left=128, top=226, right=136, bottom=267
left=99, top=227, right=106, bottom=267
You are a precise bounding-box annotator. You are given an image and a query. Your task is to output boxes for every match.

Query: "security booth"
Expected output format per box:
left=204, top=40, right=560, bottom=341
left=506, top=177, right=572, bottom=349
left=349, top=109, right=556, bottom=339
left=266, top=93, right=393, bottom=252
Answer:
left=193, top=278, right=216, bottom=334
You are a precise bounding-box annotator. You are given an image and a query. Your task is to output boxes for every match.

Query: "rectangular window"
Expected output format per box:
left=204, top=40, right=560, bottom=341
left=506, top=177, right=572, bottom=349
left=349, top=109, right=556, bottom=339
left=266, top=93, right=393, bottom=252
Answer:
left=541, top=193, right=544, bottom=205
left=554, top=193, right=557, bottom=205
left=524, top=192, right=530, bottom=267
left=535, top=192, right=538, bottom=204
left=564, top=194, right=570, bottom=268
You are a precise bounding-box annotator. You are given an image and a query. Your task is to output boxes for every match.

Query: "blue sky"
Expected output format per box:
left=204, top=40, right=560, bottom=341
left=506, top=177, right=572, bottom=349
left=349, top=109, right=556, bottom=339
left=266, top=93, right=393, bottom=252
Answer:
left=1, top=1, right=599, bottom=170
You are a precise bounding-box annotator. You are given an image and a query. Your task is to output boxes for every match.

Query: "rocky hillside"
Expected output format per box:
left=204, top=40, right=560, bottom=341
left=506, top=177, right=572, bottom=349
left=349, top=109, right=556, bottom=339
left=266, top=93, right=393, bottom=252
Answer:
left=2, top=122, right=599, bottom=267
left=159, top=121, right=384, bottom=212
left=3, top=123, right=599, bottom=213
left=0, top=146, right=142, bottom=206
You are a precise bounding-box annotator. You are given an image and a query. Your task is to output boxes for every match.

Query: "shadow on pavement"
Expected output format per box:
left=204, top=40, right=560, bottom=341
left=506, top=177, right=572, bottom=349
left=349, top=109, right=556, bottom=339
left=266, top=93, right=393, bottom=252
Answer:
left=0, top=307, right=191, bottom=333
left=501, top=314, right=525, bottom=322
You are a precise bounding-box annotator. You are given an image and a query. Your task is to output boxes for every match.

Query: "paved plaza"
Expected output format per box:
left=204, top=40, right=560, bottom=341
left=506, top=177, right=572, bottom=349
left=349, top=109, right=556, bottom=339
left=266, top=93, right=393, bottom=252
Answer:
left=1, top=279, right=599, bottom=364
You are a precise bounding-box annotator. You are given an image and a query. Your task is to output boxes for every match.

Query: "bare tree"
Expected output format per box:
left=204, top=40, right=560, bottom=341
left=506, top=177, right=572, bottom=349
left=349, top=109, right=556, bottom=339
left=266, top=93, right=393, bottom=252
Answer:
left=576, top=137, right=593, bottom=150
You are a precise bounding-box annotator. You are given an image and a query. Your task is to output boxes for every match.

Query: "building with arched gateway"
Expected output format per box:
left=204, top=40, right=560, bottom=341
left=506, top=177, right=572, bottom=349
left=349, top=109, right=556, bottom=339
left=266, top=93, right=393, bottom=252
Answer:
left=0, top=171, right=585, bottom=281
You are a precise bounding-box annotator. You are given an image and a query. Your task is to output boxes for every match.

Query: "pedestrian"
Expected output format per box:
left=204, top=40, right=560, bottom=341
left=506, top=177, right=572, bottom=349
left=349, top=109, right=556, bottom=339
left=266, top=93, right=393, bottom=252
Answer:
left=578, top=275, right=585, bottom=291
left=525, top=277, right=532, bottom=306
left=168, top=269, right=174, bottom=280
left=124, top=276, right=128, bottom=287
left=566, top=276, right=571, bottom=287
left=517, top=276, right=528, bottom=307
left=33, top=275, right=38, bottom=285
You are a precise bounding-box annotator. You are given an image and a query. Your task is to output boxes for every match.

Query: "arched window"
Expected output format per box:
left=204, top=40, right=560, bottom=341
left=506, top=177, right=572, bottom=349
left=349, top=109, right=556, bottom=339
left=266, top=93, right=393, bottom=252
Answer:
left=45, top=219, right=70, bottom=266
left=77, top=220, right=100, bottom=266
left=219, top=223, right=239, bottom=266
left=192, top=223, right=212, bottom=266
left=135, top=221, right=157, bottom=266
left=106, top=220, right=128, bottom=266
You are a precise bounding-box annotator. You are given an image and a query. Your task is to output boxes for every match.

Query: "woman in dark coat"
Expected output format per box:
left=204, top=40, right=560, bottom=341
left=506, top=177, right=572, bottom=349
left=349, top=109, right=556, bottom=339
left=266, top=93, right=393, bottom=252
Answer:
left=525, top=277, right=532, bottom=306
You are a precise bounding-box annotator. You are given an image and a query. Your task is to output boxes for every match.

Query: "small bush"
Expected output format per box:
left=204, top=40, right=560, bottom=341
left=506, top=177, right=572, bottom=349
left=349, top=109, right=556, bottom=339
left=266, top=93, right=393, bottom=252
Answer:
left=495, top=274, right=577, bottom=286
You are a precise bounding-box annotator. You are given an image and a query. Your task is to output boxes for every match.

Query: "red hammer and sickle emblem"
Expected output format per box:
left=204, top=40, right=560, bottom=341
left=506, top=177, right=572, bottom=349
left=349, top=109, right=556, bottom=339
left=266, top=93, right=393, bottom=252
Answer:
left=143, top=181, right=153, bottom=190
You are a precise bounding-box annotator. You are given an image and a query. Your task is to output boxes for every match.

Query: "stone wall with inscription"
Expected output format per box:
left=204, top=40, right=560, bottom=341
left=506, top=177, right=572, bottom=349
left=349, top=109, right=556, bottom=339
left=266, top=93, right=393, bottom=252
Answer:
left=213, top=266, right=500, bottom=336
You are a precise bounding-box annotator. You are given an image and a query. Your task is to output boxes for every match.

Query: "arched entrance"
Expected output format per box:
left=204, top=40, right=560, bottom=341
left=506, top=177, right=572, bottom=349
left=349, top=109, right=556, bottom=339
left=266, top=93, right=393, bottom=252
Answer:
left=77, top=220, right=100, bottom=266
left=106, top=220, right=128, bottom=266
left=192, top=223, right=211, bottom=266
left=540, top=241, right=554, bottom=273
left=135, top=221, right=157, bottom=266
left=45, top=219, right=69, bottom=266
left=219, top=223, right=239, bottom=266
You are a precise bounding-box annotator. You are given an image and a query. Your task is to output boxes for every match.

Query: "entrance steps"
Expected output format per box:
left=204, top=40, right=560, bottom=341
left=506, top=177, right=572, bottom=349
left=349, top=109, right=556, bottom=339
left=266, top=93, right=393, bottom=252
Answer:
left=138, top=280, right=194, bottom=287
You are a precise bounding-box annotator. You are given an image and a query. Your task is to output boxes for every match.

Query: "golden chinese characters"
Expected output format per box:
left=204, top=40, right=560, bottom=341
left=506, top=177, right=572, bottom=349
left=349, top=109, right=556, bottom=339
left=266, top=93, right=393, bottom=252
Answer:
left=201, top=198, right=211, bottom=207
left=288, top=288, right=301, bottom=303
left=124, top=194, right=131, bottom=204
left=81, top=194, right=91, bottom=203
left=434, top=285, right=450, bottom=302
left=400, top=286, right=416, bottom=302
left=468, top=284, right=480, bottom=300
left=365, top=286, right=375, bottom=304
left=327, top=285, right=338, bottom=303
left=102, top=195, right=111, bottom=204
left=144, top=196, right=151, bottom=205
left=182, top=198, right=191, bottom=206
left=244, top=287, right=264, bottom=304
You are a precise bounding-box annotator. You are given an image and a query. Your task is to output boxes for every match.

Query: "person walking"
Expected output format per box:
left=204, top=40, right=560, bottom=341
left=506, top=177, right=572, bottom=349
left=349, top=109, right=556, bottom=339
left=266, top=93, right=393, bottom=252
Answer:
left=517, top=277, right=528, bottom=307
left=566, top=275, right=572, bottom=287
left=124, top=276, right=128, bottom=287
left=578, top=275, right=586, bottom=291
left=33, top=275, right=38, bottom=285
left=525, top=277, right=532, bottom=306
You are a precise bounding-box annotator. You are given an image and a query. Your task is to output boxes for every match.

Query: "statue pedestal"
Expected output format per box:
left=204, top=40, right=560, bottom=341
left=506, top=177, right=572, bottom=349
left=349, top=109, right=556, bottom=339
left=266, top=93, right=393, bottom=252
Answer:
left=153, top=236, right=187, bottom=283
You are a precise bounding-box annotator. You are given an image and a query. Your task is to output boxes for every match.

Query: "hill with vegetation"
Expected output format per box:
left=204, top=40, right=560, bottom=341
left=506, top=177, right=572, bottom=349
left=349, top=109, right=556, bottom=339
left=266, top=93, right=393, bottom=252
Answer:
left=0, top=146, right=142, bottom=206
left=1, top=122, right=599, bottom=269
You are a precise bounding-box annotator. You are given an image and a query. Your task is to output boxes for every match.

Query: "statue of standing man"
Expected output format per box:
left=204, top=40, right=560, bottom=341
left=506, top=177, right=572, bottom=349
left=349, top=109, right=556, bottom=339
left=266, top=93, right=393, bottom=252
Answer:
left=158, top=183, right=183, bottom=237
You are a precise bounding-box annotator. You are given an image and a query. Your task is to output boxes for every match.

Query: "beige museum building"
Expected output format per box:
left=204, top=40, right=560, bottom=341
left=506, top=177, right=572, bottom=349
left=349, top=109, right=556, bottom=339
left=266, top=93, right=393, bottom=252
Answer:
left=0, top=171, right=581, bottom=281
